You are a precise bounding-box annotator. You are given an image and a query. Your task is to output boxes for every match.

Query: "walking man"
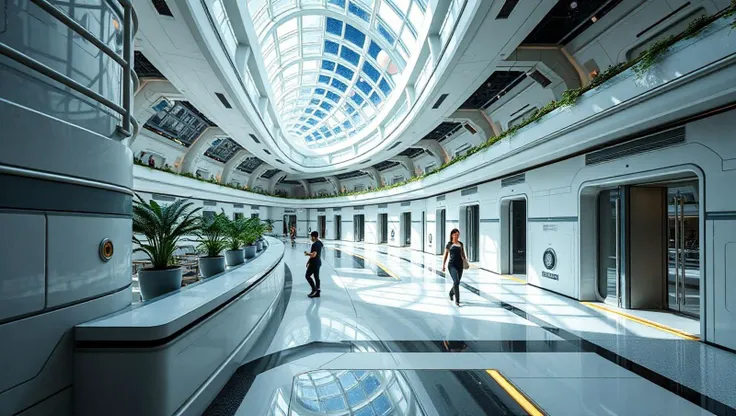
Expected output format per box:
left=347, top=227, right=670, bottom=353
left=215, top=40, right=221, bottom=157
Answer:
left=304, top=231, right=323, bottom=298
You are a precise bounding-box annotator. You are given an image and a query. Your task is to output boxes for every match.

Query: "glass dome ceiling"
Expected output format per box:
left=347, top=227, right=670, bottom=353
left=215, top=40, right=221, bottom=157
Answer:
left=247, top=0, right=428, bottom=150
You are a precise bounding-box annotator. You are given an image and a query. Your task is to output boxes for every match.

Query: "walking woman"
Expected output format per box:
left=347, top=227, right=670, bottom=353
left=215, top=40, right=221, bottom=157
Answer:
left=442, top=228, right=468, bottom=306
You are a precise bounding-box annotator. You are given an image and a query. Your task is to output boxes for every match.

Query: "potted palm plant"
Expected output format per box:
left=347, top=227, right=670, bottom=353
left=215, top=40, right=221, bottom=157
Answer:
left=224, top=214, right=247, bottom=266
left=196, top=212, right=228, bottom=278
left=133, top=195, right=201, bottom=300
left=242, top=217, right=260, bottom=259
left=255, top=221, right=267, bottom=252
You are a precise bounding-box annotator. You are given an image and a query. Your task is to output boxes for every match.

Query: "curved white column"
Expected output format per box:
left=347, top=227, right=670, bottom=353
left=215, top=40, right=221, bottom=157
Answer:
left=179, top=127, right=226, bottom=174
left=220, top=149, right=251, bottom=185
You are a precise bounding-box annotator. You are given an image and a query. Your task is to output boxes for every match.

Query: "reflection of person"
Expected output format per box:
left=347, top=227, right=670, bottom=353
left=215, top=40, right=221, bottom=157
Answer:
left=290, top=225, right=296, bottom=247
left=443, top=315, right=468, bottom=352
left=304, top=231, right=323, bottom=298
left=442, top=228, right=467, bottom=307
left=148, top=155, right=155, bottom=167
left=306, top=295, right=321, bottom=342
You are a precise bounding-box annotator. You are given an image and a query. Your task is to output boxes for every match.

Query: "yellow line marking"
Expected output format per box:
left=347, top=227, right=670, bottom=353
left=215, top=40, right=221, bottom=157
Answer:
left=581, top=302, right=700, bottom=341
left=333, top=247, right=400, bottom=280
left=486, top=370, right=544, bottom=416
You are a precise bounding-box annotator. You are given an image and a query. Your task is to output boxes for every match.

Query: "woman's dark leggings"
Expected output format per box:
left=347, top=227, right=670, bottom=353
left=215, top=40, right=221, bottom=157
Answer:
left=448, top=266, right=463, bottom=302
left=306, top=264, right=321, bottom=291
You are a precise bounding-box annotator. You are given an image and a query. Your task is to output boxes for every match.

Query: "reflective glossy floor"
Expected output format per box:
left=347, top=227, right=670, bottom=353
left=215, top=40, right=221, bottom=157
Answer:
left=204, top=240, right=736, bottom=416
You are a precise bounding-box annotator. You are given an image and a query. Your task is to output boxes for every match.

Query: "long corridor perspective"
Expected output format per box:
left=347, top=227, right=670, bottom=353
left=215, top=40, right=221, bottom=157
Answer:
left=203, top=240, right=736, bottom=416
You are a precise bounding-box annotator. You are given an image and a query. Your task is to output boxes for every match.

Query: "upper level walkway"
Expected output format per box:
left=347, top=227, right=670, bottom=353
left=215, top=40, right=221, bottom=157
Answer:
left=203, top=240, right=736, bottom=416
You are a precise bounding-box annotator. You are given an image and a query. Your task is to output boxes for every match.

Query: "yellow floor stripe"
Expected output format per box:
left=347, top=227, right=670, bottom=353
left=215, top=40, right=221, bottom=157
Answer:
left=332, top=247, right=400, bottom=280
left=486, top=370, right=544, bottom=416
left=581, top=302, right=700, bottom=341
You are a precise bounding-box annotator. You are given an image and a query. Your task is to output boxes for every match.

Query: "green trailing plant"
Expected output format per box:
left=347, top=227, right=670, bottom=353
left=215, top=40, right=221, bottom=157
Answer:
left=132, top=194, right=202, bottom=269
left=196, top=212, right=228, bottom=257
left=633, top=35, right=675, bottom=76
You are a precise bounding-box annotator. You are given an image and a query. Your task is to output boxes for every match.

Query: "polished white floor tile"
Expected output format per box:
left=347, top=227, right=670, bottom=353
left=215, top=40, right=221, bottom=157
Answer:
left=512, top=377, right=715, bottom=416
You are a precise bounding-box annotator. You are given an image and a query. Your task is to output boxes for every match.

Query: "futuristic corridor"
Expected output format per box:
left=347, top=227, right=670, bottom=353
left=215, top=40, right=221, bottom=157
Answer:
left=3, top=0, right=736, bottom=414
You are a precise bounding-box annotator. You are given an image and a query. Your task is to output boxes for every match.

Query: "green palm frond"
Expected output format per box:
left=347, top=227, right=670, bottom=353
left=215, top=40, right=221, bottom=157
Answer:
left=195, top=212, right=228, bottom=257
left=132, top=194, right=202, bottom=268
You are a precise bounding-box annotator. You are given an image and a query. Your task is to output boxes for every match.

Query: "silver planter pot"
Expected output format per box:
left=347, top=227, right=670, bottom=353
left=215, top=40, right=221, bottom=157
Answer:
left=244, top=245, right=257, bottom=259
left=256, top=240, right=264, bottom=252
left=138, top=267, right=182, bottom=301
left=199, top=256, right=226, bottom=278
left=225, top=249, right=245, bottom=266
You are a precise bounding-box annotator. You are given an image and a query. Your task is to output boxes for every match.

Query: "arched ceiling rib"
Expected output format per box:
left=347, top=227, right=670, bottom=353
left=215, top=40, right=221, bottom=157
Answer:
left=247, top=0, right=429, bottom=150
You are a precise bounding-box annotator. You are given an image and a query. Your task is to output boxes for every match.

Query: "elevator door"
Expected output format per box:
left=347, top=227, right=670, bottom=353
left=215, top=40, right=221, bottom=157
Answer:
left=402, top=212, right=411, bottom=246
left=335, top=215, right=342, bottom=240
left=598, top=189, right=622, bottom=305
left=379, top=214, right=388, bottom=243
left=436, top=209, right=446, bottom=255
left=465, top=205, right=480, bottom=262
left=354, top=214, right=365, bottom=242
left=318, top=216, right=326, bottom=239
left=668, top=184, right=700, bottom=317
left=283, top=215, right=296, bottom=235
left=510, top=200, right=527, bottom=275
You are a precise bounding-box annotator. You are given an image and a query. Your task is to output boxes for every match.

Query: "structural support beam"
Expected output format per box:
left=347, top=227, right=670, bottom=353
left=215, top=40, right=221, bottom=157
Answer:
left=220, top=149, right=251, bottom=185
left=179, top=127, right=225, bottom=174
left=247, top=163, right=271, bottom=189
left=130, top=80, right=185, bottom=145
left=268, top=172, right=287, bottom=193
left=390, top=155, right=417, bottom=178
left=234, top=44, right=252, bottom=77
left=298, top=179, right=311, bottom=197
left=417, top=139, right=450, bottom=166
left=326, top=176, right=341, bottom=194
left=500, top=46, right=583, bottom=99
left=447, top=109, right=495, bottom=141
left=360, top=167, right=383, bottom=189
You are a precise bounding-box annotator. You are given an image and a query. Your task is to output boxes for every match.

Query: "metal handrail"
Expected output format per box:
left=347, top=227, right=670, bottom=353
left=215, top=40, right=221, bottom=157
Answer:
left=0, top=0, right=138, bottom=139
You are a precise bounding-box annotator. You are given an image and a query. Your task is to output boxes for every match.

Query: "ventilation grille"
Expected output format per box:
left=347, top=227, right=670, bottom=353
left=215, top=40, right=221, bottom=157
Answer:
left=585, top=127, right=686, bottom=166
left=263, top=149, right=271, bottom=155
left=284, top=209, right=295, bottom=213
left=215, top=93, right=232, bottom=109
left=318, top=208, right=326, bottom=212
left=496, top=0, right=519, bottom=19
left=378, top=203, right=388, bottom=208
left=250, top=134, right=260, bottom=144
left=432, top=94, right=449, bottom=109
left=461, top=186, right=478, bottom=196
left=354, top=206, right=364, bottom=210
left=233, top=203, right=244, bottom=208
left=437, top=195, right=446, bottom=201
left=152, top=193, right=175, bottom=201
left=401, top=201, right=411, bottom=207
left=203, top=201, right=217, bottom=206
left=501, top=173, right=525, bottom=187
left=250, top=205, right=259, bottom=209
left=333, top=208, right=342, bottom=212
left=360, top=159, right=371, bottom=164
left=275, top=159, right=284, bottom=164
left=151, top=0, right=173, bottom=16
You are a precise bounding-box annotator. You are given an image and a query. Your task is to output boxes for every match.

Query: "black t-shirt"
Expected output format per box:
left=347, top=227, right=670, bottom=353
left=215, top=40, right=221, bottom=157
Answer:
left=309, top=240, right=324, bottom=266
left=446, top=242, right=463, bottom=269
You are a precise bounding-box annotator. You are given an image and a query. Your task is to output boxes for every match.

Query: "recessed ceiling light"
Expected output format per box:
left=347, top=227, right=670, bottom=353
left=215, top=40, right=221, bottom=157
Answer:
left=570, top=1, right=578, bottom=10
left=591, top=16, right=598, bottom=22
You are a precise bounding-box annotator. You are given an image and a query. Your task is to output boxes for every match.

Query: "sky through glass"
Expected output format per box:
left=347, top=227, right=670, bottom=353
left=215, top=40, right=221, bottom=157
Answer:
left=247, top=0, right=428, bottom=149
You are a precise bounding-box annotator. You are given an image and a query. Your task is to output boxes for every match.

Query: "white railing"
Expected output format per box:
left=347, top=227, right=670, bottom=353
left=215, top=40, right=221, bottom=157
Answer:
left=0, top=0, right=139, bottom=139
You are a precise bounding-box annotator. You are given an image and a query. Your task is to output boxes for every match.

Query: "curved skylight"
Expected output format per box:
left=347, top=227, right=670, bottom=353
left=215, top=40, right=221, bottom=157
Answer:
left=247, top=0, right=428, bottom=149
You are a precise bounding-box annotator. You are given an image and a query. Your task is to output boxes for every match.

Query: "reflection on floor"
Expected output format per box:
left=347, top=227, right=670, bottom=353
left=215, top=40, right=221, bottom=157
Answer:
left=204, top=240, right=736, bottom=416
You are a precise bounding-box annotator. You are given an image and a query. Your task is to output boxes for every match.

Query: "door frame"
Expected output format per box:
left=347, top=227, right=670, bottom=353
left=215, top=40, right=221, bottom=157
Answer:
left=500, top=195, right=528, bottom=275
left=578, top=166, right=705, bottom=332
left=435, top=208, right=446, bottom=255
